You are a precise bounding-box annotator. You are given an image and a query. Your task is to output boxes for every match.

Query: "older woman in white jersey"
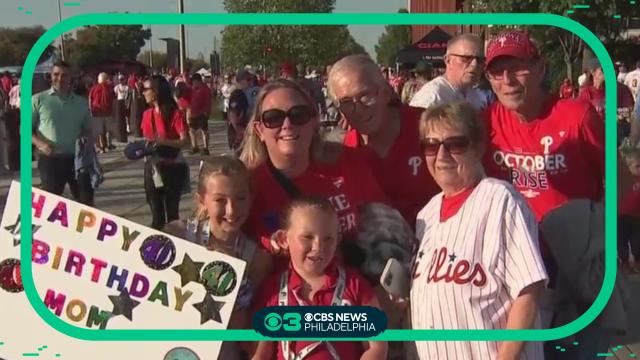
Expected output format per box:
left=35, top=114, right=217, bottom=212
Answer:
left=409, top=102, right=547, bottom=360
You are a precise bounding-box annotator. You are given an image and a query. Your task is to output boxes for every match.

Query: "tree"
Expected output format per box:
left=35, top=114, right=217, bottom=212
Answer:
left=0, top=26, right=48, bottom=66
left=374, top=8, right=412, bottom=66
left=220, top=0, right=367, bottom=72
left=471, top=0, right=640, bottom=87
left=65, top=25, right=151, bottom=69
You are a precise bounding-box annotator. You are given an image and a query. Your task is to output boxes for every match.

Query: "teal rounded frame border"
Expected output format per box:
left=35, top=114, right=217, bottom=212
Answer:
left=19, top=13, right=617, bottom=342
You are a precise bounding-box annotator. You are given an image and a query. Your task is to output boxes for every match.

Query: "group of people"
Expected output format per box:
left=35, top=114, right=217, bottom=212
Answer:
left=28, top=28, right=632, bottom=360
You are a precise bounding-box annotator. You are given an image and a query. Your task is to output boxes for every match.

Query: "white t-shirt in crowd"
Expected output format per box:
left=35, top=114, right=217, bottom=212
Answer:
left=409, top=75, right=487, bottom=111
left=578, top=73, right=589, bottom=87
left=618, top=72, right=628, bottom=83
left=410, top=177, right=547, bottom=360
left=624, top=68, right=640, bottom=101
left=114, top=84, right=130, bottom=101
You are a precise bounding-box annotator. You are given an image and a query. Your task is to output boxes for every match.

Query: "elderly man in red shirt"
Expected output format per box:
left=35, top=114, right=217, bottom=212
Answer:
left=188, top=73, right=212, bottom=155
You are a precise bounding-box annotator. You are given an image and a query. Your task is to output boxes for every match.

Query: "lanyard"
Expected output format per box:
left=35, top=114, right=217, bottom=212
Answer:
left=187, top=219, right=242, bottom=257
left=278, top=267, right=345, bottom=360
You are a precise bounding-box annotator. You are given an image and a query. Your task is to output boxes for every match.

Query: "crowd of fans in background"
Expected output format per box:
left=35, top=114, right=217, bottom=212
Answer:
left=0, top=28, right=639, bottom=359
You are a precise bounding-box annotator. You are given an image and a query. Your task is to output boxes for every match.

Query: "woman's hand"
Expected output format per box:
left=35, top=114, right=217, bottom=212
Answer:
left=388, top=294, right=410, bottom=310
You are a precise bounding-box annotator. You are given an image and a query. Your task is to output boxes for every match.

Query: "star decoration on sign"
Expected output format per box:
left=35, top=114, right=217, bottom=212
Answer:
left=108, top=288, right=140, bottom=321
left=192, top=293, right=225, bottom=324
left=4, top=215, right=41, bottom=247
left=172, top=253, right=204, bottom=287
left=449, top=253, right=457, bottom=263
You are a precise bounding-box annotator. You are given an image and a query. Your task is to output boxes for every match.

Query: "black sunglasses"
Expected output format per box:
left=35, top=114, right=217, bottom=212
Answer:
left=260, top=105, right=315, bottom=129
left=421, top=136, right=471, bottom=156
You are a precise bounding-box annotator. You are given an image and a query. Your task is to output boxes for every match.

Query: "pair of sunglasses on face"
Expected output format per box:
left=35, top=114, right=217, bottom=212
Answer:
left=421, top=136, right=471, bottom=156
left=260, top=105, right=315, bottom=129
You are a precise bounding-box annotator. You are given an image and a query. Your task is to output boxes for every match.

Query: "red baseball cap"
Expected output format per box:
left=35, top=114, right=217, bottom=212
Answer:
left=485, top=30, right=540, bottom=69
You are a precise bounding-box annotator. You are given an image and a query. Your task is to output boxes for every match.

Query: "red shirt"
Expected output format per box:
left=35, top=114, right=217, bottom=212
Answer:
left=578, top=82, right=635, bottom=119
left=190, top=85, right=212, bottom=117
left=141, top=108, right=187, bottom=140
left=482, top=96, right=604, bottom=222
left=578, top=85, right=605, bottom=118
left=177, top=97, right=191, bottom=112
left=343, top=106, right=439, bottom=228
left=254, top=261, right=374, bottom=360
left=245, top=148, right=389, bottom=253
left=88, top=83, right=115, bottom=116
left=559, top=84, right=574, bottom=99
left=0, top=76, right=12, bottom=95
left=440, top=185, right=476, bottom=222
left=620, top=178, right=640, bottom=217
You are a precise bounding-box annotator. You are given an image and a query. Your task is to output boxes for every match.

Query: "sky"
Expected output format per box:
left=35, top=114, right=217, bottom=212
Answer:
left=0, top=0, right=407, bottom=58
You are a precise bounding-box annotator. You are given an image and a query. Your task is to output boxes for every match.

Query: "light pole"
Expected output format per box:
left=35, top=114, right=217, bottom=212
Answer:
left=56, top=0, right=66, bottom=60
left=149, top=26, right=154, bottom=70
left=178, top=0, right=187, bottom=74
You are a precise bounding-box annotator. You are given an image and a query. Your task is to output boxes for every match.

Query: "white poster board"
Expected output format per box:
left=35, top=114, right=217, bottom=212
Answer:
left=0, top=181, right=246, bottom=359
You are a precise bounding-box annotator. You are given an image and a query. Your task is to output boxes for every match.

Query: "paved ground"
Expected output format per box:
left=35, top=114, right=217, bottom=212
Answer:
left=0, top=120, right=231, bottom=227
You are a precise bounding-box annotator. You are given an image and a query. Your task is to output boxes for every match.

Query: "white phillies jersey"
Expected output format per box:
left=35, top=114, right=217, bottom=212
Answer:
left=410, top=178, right=548, bottom=360
left=624, top=69, right=640, bottom=101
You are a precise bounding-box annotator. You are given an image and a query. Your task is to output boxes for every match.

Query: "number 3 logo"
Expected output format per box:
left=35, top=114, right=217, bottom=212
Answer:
left=283, top=313, right=302, bottom=331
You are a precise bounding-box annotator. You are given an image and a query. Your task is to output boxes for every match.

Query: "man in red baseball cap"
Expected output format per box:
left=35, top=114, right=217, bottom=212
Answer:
left=482, top=30, right=606, bottom=359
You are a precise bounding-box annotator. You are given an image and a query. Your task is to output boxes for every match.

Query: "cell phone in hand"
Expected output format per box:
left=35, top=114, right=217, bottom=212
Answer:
left=379, top=258, right=410, bottom=299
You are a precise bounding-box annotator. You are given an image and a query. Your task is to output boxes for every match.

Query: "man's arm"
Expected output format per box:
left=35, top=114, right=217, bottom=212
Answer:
left=80, top=102, right=95, bottom=141
left=31, top=95, right=54, bottom=155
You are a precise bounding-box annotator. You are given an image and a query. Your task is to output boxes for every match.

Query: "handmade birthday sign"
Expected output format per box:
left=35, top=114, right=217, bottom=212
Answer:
left=0, top=181, right=247, bottom=359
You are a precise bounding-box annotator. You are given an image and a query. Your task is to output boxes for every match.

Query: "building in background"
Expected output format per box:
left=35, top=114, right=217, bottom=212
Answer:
left=408, top=0, right=485, bottom=42
left=160, top=38, right=180, bottom=71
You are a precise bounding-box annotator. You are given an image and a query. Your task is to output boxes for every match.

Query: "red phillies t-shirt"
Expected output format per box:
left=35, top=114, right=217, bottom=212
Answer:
left=253, top=261, right=375, bottom=360
left=190, top=85, right=212, bottom=117
left=482, top=96, right=604, bottom=222
left=245, top=148, right=389, bottom=253
left=141, top=108, right=187, bottom=140
left=620, top=178, right=640, bottom=217
left=343, top=106, right=439, bottom=228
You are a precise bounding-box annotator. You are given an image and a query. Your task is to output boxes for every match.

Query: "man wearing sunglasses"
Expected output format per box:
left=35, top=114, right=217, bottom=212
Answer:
left=328, top=54, right=439, bottom=229
left=483, top=30, right=604, bottom=224
left=409, top=33, right=488, bottom=111
left=482, top=30, right=607, bottom=359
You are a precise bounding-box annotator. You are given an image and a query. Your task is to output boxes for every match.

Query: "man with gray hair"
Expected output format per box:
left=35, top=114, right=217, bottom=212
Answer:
left=409, top=33, right=488, bottom=110
left=88, top=72, right=115, bottom=152
left=328, top=54, right=439, bottom=229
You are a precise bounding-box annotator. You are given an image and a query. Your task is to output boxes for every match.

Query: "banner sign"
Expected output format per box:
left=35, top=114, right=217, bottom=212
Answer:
left=0, top=181, right=247, bottom=359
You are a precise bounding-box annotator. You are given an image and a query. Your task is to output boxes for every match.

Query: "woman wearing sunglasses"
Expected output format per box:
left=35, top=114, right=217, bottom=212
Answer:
left=140, top=75, right=189, bottom=230
left=239, top=79, right=388, bottom=261
left=406, top=101, right=547, bottom=360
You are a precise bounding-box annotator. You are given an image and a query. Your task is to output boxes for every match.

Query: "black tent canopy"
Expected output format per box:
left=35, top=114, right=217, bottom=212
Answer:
left=395, top=26, right=452, bottom=66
